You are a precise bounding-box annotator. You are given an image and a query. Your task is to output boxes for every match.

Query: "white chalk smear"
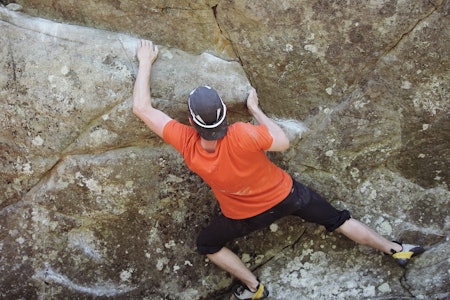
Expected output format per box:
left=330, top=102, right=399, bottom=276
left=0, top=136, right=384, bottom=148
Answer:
left=34, top=265, right=136, bottom=297
left=273, top=118, right=309, bottom=140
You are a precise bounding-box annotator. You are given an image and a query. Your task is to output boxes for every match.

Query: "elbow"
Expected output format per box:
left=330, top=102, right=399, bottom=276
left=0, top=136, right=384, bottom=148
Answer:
left=132, top=107, right=142, bottom=119
left=277, top=131, right=290, bottom=151
left=281, top=137, right=290, bottom=151
left=132, top=105, right=141, bottom=116
left=132, top=105, right=149, bottom=121
left=269, top=135, right=290, bottom=152
left=132, top=100, right=146, bottom=116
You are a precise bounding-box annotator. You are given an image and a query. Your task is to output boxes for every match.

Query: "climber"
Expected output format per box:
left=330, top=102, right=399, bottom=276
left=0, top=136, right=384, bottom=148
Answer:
left=132, top=39, right=425, bottom=300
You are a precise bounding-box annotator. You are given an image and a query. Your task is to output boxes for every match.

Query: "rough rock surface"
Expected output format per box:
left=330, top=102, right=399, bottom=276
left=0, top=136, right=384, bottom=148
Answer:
left=0, top=1, right=449, bottom=299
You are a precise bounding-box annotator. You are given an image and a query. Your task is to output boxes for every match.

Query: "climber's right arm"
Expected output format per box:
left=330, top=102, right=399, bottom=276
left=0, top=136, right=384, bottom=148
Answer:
left=133, top=39, right=172, bottom=138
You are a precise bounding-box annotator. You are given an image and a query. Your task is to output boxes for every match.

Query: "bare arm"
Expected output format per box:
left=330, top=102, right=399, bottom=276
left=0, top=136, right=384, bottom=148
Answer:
left=133, top=39, right=172, bottom=138
left=247, top=88, right=290, bottom=151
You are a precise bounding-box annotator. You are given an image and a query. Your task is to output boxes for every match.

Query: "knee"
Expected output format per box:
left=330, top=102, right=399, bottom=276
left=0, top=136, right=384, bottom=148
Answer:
left=196, top=233, right=222, bottom=255
left=327, top=210, right=351, bottom=232
left=196, top=233, right=208, bottom=255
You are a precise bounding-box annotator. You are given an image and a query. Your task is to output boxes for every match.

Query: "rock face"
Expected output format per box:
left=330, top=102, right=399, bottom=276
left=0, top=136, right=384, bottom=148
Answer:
left=0, top=1, right=449, bottom=299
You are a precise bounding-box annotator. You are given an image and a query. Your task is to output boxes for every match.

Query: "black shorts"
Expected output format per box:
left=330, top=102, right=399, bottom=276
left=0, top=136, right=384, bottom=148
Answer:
left=196, top=179, right=351, bottom=254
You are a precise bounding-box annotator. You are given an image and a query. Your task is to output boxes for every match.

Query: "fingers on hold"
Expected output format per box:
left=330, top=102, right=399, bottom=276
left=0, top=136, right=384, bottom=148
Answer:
left=137, top=39, right=158, bottom=52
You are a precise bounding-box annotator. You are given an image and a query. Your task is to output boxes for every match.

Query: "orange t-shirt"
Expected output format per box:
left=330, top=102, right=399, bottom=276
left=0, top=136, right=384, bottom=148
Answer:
left=163, top=120, right=293, bottom=219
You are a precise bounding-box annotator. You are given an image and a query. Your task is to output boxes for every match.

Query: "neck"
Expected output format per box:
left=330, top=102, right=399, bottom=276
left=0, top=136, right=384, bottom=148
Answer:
left=200, top=138, right=217, bottom=153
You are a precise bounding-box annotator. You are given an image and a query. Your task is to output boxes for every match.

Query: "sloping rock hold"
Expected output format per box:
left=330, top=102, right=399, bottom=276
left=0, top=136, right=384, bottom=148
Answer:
left=1, top=3, right=449, bottom=300
left=9, top=0, right=446, bottom=119
left=2, top=0, right=236, bottom=58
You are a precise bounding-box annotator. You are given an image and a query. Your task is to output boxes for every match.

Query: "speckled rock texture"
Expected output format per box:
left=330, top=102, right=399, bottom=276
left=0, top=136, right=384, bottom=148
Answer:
left=0, top=1, right=449, bottom=299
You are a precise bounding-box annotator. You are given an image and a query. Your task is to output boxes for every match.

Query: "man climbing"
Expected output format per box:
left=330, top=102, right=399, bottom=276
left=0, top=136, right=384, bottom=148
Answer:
left=132, top=39, right=425, bottom=300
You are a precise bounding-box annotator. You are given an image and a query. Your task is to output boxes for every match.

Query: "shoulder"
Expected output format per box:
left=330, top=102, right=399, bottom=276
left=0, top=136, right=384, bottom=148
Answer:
left=227, top=122, right=272, bottom=150
left=229, top=122, right=270, bottom=138
left=163, top=120, right=198, bottom=152
left=163, top=120, right=195, bottom=135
